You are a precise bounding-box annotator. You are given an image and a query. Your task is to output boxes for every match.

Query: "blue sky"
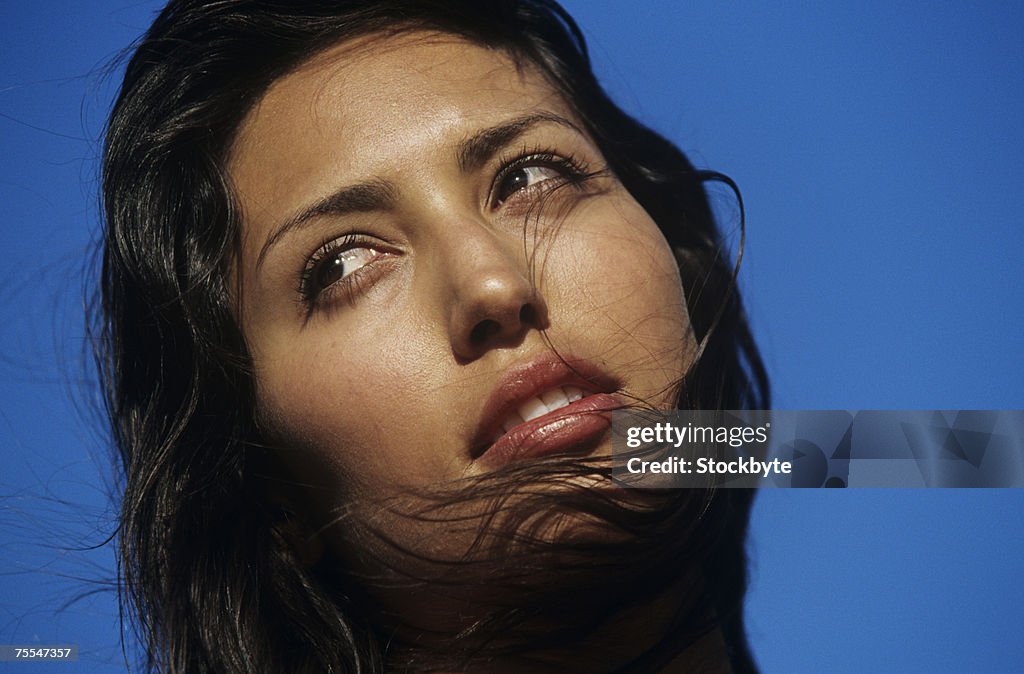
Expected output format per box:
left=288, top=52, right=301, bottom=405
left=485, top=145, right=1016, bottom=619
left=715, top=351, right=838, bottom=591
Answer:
left=2, top=2, right=1022, bottom=671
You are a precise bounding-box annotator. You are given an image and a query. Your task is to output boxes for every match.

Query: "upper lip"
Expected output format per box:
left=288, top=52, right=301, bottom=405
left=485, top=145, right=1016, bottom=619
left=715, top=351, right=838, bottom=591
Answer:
left=469, top=352, right=622, bottom=458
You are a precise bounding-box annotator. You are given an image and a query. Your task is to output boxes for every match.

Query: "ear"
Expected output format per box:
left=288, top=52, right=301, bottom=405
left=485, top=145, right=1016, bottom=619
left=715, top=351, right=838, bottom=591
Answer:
left=273, top=502, right=325, bottom=568
left=248, top=433, right=327, bottom=568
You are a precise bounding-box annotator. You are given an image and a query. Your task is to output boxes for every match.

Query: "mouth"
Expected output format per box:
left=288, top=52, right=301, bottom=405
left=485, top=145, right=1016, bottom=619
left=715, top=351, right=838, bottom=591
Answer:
left=490, top=385, right=587, bottom=442
left=471, top=355, right=624, bottom=468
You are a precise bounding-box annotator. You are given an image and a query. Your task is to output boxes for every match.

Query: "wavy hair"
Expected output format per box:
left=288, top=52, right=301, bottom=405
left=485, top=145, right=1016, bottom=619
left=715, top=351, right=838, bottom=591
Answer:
left=95, top=1, right=769, bottom=671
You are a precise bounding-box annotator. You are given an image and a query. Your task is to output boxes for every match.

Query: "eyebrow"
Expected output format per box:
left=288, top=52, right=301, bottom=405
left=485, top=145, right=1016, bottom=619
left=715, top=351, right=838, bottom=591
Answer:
left=255, top=179, right=397, bottom=271
left=456, top=112, right=581, bottom=172
left=255, top=112, right=583, bottom=271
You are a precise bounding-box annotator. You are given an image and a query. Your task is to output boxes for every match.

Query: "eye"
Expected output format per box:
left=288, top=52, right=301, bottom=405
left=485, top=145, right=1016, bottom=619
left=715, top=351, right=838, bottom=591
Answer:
left=493, top=164, right=563, bottom=206
left=300, top=237, right=385, bottom=304
left=314, top=247, right=378, bottom=289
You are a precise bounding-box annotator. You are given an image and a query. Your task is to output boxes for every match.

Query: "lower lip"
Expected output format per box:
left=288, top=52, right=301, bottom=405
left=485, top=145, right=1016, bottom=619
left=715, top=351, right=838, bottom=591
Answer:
left=476, top=392, right=623, bottom=469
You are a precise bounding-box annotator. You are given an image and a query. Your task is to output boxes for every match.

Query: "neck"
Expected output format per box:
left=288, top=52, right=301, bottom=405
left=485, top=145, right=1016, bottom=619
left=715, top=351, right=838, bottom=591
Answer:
left=381, top=570, right=736, bottom=673
left=411, top=626, right=732, bottom=674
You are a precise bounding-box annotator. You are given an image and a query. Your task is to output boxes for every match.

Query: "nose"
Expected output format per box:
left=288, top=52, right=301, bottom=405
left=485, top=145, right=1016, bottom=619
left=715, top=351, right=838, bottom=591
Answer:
left=446, top=229, right=548, bottom=362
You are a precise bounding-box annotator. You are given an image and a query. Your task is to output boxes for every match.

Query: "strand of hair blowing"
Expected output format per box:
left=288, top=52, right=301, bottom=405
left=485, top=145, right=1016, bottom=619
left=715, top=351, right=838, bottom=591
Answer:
left=95, top=1, right=769, bottom=671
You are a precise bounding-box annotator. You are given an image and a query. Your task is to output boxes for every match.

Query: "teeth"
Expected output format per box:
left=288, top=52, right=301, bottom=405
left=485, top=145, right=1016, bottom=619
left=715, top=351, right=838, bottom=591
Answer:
left=517, top=397, right=549, bottom=423
left=495, top=386, right=587, bottom=440
left=502, top=412, right=525, bottom=433
left=540, top=388, right=570, bottom=410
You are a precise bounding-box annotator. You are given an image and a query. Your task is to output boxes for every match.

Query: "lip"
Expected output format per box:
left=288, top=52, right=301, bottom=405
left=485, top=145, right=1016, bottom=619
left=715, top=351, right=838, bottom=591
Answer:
left=470, top=353, right=624, bottom=468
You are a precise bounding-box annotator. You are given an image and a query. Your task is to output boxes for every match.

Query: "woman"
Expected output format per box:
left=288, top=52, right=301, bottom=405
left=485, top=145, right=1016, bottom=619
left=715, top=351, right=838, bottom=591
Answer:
left=96, top=1, right=768, bottom=671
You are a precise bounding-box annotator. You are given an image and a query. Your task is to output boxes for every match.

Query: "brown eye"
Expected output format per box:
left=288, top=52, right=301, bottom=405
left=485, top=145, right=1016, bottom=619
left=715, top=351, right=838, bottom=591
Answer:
left=494, top=165, right=562, bottom=205
left=310, top=246, right=379, bottom=294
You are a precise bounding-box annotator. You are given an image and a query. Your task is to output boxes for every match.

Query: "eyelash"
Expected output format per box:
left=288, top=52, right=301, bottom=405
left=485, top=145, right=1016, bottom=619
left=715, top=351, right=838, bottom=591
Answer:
left=298, top=233, right=383, bottom=308
left=489, top=147, right=590, bottom=210
left=298, top=148, right=593, bottom=310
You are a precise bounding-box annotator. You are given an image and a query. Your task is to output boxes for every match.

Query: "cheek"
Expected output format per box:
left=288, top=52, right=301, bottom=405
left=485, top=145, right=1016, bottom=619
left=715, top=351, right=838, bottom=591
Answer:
left=251, top=327, right=456, bottom=497
left=542, top=197, right=694, bottom=402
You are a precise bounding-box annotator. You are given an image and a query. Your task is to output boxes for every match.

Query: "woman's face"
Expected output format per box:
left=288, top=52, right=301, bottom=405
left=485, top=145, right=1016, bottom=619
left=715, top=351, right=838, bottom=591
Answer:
left=229, top=32, right=694, bottom=527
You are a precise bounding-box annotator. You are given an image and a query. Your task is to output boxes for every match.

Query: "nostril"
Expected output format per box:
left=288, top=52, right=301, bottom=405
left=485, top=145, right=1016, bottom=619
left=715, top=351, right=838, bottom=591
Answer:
left=470, top=319, right=501, bottom=345
left=519, top=304, right=536, bottom=325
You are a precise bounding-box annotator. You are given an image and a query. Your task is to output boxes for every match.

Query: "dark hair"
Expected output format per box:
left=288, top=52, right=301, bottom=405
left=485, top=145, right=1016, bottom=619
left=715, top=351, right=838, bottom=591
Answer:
left=96, top=1, right=769, bottom=671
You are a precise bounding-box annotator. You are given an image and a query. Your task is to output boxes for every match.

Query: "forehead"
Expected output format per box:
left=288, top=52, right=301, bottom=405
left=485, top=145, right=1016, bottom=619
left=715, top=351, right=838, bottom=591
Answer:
left=227, top=32, right=571, bottom=203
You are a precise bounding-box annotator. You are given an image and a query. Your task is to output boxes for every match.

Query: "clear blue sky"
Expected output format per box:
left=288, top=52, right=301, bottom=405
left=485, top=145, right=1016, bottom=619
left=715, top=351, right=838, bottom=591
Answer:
left=1, top=2, right=1022, bottom=672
